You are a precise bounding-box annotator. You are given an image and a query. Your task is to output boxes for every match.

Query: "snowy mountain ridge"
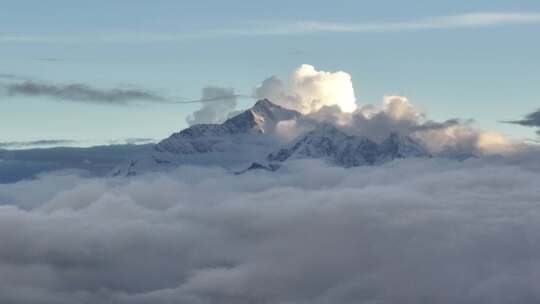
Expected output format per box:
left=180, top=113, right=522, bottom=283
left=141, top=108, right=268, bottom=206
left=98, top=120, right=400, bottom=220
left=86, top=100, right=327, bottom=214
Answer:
left=112, top=99, right=432, bottom=176
left=267, top=123, right=430, bottom=167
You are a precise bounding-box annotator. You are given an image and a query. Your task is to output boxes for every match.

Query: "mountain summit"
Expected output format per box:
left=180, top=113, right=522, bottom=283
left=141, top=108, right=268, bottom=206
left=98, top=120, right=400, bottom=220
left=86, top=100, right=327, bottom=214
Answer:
left=112, top=99, right=432, bottom=176
left=155, top=99, right=300, bottom=154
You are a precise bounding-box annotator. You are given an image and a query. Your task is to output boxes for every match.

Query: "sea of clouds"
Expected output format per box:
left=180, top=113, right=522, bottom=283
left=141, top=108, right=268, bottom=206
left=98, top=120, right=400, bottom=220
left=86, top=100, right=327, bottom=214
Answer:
left=1, top=153, right=540, bottom=303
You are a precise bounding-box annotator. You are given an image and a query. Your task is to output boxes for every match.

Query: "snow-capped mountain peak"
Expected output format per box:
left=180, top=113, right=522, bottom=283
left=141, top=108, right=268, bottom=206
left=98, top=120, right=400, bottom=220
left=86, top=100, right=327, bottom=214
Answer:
left=112, top=99, right=300, bottom=176
left=251, top=99, right=300, bottom=121
left=111, top=99, right=433, bottom=177
left=247, top=98, right=301, bottom=133
left=155, top=99, right=299, bottom=154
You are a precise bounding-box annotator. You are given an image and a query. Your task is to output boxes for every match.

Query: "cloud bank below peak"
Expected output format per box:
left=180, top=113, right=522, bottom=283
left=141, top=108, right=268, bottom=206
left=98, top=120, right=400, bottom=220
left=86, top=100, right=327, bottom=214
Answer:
left=1, top=156, right=540, bottom=303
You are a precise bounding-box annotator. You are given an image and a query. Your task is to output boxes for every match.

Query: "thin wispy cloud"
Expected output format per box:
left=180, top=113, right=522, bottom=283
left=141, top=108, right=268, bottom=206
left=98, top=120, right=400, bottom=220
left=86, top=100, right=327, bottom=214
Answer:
left=33, top=57, right=64, bottom=62
left=1, top=12, right=539, bottom=43
left=107, top=138, right=156, bottom=145
left=221, top=12, right=540, bottom=36
left=0, top=138, right=156, bottom=150
left=0, top=74, right=30, bottom=81
left=0, top=139, right=77, bottom=149
left=175, top=94, right=252, bottom=104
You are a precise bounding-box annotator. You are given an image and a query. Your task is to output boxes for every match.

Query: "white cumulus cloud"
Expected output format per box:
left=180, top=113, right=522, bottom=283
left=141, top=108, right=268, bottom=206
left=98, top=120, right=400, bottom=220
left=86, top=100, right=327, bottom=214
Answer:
left=255, top=64, right=357, bottom=114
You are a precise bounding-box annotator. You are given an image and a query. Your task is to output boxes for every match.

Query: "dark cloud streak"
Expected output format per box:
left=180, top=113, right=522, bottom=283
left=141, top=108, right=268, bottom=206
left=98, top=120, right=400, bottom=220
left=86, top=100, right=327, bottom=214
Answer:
left=2, top=78, right=257, bottom=106
left=505, top=109, right=540, bottom=127
left=4, top=81, right=165, bottom=104
left=505, top=109, right=540, bottom=137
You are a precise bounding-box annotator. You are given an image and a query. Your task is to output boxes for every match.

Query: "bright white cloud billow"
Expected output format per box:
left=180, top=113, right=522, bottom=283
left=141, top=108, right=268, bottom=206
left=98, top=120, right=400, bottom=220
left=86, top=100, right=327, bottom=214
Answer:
left=1, top=155, right=540, bottom=303
left=255, top=64, right=357, bottom=114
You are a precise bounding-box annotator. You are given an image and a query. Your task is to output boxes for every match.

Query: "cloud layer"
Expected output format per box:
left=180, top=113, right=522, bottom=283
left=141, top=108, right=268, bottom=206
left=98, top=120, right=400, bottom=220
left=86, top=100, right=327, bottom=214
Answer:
left=1, top=156, right=540, bottom=303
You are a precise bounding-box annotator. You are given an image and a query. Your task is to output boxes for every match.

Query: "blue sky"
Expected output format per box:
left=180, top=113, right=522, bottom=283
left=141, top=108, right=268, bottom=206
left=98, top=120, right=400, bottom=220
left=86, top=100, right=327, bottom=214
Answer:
left=1, top=0, right=540, bottom=143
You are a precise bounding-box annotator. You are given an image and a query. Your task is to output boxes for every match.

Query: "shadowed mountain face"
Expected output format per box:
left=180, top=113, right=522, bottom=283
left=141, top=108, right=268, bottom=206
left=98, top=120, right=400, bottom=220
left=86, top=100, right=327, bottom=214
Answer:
left=112, top=99, right=432, bottom=176
left=155, top=99, right=301, bottom=154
